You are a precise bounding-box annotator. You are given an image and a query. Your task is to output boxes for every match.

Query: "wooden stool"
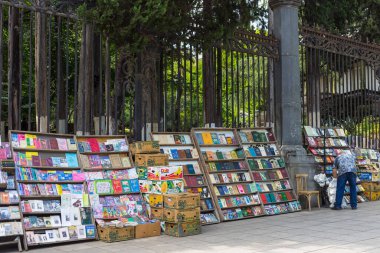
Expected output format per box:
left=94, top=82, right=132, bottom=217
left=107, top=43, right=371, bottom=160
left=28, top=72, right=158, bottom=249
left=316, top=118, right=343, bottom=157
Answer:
left=296, top=174, right=320, bottom=211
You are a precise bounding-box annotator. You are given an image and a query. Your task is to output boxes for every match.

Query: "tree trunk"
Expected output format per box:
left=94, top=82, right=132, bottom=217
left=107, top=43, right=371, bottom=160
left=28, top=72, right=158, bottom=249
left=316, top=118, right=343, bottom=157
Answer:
left=134, top=46, right=160, bottom=140
left=93, top=33, right=102, bottom=134
left=56, top=16, right=66, bottom=133
left=203, top=48, right=216, bottom=126
left=216, top=48, right=223, bottom=126
left=7, top=6, right=21, bottom=130
left=35, top=0, right=48, bottom=132
left=202, top=0, right=216, bottom=126
left=77, top=23, right=94, bottom=135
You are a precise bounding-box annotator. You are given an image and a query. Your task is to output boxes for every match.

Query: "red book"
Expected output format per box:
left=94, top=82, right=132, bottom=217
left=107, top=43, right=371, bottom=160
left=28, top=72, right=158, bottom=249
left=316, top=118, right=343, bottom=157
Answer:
left=285, top=191, right=293, bottom=200
left=88, top=138, right=100, bottom=152
left=260, top=193, right=268, bottom=204
left=266, top=132, right=276, bottom=142
left=112, top=180, right=123, bottom=194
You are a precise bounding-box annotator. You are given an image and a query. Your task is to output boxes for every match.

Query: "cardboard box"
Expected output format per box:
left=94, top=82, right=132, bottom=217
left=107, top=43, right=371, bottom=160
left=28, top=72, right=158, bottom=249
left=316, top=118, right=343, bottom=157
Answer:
left=131, top=141, right=160, bottom=154
left=134, top=221, right=161, bottom=238
left=135, top=154, right=169, bottom=166
left=97, top=225, right=134, bottom=242
left=164, top=221, right=201, bottom=237
left=163, top=193, right=200, bottom=209
left=364, top=191, right=380, bottom=201
left=163, top=207, right=200, bottom=223
left=149, top=194, right=163, bottom=208
left=362, top=182, right=380, bottom=191
left=149, top=207, right=164, bottom=219
left=160, top=166, right=183, bottom=180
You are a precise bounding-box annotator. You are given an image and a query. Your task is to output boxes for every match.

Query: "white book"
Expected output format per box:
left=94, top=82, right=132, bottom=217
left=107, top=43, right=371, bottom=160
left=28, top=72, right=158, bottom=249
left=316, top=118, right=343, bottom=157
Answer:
left=51, top=215, right=62, bottom=227
left=70, top=207, right=81, bottom=226
left=61, top=208, right=72, bottom=226
left=45, top=230, right=55, bottom=242
left=58, top=227, right=70, bottom=241
left=77, top=225, right=86, bottom=239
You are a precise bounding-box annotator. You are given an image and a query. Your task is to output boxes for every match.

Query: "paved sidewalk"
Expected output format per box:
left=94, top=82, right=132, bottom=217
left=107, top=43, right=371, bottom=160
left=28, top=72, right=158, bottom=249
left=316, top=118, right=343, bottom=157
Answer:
left=4, top=202, right=380, bottom=253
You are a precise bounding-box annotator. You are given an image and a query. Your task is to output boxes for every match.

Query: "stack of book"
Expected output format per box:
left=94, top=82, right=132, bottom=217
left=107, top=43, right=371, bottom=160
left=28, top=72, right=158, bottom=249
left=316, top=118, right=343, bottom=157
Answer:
left=10, top=131, right=96, bottom=249
left=193, top=128, right=264, bottom=221
left=239, top=128, right=301, bottom=215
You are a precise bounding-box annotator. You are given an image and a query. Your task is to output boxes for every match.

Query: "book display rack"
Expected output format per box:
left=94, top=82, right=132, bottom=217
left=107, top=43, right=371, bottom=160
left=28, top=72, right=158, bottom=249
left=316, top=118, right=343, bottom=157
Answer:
left=192, top=128, right=265, bottom=222
left=76, top=136, right=146, bottom=222
left=0, top=158, right=23, bottom=251
left=238, top=128, right=301, bottom=215
left=151, top=132, right=220, bottom=225
left=303, top=126, right=368, bottom=204
left=10, top=131, right=96, bottom=250
left=356, top=149, right=380, bottom=182
left=303, top=126, right=350, bottom=175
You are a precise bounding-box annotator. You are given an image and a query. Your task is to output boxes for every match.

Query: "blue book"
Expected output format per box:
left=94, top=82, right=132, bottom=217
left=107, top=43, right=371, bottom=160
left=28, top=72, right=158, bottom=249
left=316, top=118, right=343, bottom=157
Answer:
left=248, top=147, right=257, bottom=157
left=65, top=153, right=79, bottom=167
left=170, top=149, right=179, bottom=159
left=195, top=133, right=204, bottom=145
left=129, top=179, right=140, bottom=193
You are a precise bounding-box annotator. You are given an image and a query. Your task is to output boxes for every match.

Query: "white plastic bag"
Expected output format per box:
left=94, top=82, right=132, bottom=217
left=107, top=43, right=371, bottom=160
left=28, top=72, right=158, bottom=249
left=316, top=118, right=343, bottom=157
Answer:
left=314, top=173, right=327, bottom=187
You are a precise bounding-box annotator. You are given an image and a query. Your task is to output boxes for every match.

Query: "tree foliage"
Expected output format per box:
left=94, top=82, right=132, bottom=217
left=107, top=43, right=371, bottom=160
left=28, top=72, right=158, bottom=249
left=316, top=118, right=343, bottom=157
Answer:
left=78, top=0, right=267, bottom=51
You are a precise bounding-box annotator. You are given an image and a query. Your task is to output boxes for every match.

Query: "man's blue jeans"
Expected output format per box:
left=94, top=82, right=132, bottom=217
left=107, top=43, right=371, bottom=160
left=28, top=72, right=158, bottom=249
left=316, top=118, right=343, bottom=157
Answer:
left=335, top=172, right=357, bottom=208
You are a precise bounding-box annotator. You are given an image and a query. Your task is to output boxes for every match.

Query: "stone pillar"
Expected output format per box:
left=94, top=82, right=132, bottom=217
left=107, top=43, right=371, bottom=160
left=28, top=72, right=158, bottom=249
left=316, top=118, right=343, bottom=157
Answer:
left=270, top=0, right=302, bottom=146
left=269, top=0, right=320, bottom=208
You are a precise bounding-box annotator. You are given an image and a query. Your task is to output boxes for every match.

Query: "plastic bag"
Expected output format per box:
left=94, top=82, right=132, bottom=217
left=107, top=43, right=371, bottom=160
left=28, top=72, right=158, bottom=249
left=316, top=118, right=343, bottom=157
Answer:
left=314, top=173, right=327, bottom=187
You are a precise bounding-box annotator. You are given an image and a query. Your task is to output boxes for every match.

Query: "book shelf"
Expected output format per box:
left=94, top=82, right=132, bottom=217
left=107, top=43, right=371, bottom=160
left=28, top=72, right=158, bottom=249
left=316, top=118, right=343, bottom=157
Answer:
left=76, top=135, right=146, bottom=222
left=191, top=128, right=265, bottom=222
left=10, top=131, right=96, bottom=250
left=303, top=126, right=350, bottom=175
left=151, top=132, right=220, bottom=225
left=0, top=158, right=23, bottom=251
left=238, top=128, right=301, bottom=215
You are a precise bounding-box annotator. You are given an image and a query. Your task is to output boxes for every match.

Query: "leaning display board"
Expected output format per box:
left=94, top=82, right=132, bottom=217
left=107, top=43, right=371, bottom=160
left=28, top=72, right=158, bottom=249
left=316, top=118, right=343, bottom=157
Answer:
left=75, top=135, right=146, bottom=222
left=238, top=128, right=301, bottom=215
left=10, top=131, right=96, bottom=250
left=191, top=128, right=265, bottom=222
left=151, top=132, right=220, bottom=225
left=0, top=158, right=23, bottom=251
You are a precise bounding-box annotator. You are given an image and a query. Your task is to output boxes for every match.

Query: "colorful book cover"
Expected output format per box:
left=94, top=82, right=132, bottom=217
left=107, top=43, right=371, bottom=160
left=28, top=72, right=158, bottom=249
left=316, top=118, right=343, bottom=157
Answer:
left=66, top=153, right=79, bottom=167
left=94, top=180, right=113, bottom=195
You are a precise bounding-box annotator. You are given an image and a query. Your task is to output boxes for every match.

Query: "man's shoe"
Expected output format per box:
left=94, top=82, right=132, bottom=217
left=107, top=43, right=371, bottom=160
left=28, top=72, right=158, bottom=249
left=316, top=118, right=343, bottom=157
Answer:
left=331, top=207, right=342, bottom=210
left=352, top=207, right=358, bottom=210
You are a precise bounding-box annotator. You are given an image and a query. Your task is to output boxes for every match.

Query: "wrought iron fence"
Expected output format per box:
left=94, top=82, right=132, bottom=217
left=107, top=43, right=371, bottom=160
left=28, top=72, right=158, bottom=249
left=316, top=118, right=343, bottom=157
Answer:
left=300, top=27, right=380, bottom=149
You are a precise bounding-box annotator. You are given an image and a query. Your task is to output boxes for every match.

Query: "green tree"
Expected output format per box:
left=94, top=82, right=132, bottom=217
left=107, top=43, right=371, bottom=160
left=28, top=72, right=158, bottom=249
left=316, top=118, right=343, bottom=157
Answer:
left=301, top=0, right=380, bottom=43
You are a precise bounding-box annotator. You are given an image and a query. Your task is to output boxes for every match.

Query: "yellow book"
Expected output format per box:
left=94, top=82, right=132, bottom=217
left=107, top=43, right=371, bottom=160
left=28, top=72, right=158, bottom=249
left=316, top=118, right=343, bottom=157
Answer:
left=25, top=152, right=39, bottom=159
left=56, top=184, right=63, bottom=195
left=83, top=194, right=90, bottom=207
left=230, top=151, right=238, bottom=159
left=202, top=132, right=213, bottom=145
left=25, top=134, right=37, bottom=148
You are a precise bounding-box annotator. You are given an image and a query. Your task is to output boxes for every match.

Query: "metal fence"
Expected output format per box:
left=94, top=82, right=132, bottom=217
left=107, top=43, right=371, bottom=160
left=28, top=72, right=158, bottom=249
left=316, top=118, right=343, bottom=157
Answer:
left=160, top=30, right=278, bottom=134
left=300, top=27, right=380, bottom=149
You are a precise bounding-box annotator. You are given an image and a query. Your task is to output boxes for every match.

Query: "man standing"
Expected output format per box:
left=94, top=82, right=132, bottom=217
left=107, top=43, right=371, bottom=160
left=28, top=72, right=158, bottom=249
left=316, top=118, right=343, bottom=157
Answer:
left=332, top=150, right=358, bottom=210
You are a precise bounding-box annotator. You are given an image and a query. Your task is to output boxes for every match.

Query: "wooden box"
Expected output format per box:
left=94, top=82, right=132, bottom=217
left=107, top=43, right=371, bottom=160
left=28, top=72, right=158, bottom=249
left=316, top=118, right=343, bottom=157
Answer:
left=164, top=221, right=201, bottom=237
left=134, top=221, right=161, bottom=239
left=130, top=141, right=160, bottom=154
left=135, top=154, right=169, bottom=166
left=163, top=193, right=200, bottom=209
left=163, top=207, right=200, bottom=223
left=150, top=207, right=164, bottom=220
left=97, top=225, right=134, bottom=243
